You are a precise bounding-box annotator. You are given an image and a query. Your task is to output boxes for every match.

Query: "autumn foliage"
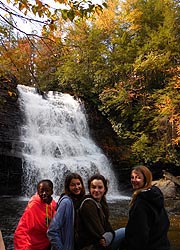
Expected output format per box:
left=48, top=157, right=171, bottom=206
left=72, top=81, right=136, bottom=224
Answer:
left=1, top=0, right=180, bottom=167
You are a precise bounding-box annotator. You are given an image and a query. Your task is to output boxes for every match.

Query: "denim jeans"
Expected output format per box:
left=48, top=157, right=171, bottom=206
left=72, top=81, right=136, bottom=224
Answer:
left=111, top=228, right=125, bottom=250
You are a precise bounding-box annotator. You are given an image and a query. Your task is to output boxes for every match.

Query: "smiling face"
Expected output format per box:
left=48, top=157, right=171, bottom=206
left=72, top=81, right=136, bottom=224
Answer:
left=90, top=179, right=106, bottom=202
left=69, top=178, right=83, bottom=196
left=37, top=181, right=53, bottom=204
left=131, top=170, right=145, bottom=190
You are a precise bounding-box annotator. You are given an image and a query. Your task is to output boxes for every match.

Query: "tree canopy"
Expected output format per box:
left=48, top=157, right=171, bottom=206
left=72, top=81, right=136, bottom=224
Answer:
left=1, top=0, right=180, bottom=169
left=0, top=0, right=107, bottom=35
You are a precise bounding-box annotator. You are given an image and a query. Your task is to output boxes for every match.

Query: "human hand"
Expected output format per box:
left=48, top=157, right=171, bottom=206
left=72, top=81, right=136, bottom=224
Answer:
left=99, top=238, right=107, bottom=247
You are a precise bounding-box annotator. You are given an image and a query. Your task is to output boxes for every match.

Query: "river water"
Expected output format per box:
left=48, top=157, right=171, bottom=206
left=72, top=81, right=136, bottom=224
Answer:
left=0, top=196, right=179, bottom=250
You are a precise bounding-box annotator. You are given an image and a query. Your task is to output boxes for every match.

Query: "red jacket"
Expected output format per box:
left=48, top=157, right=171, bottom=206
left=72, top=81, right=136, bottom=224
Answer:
left=14, top=193, right=56, bottom=250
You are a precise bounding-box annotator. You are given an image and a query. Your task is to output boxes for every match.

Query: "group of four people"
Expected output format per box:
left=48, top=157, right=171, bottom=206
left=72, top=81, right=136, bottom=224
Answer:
left=14, top=166, right=171, bottom=250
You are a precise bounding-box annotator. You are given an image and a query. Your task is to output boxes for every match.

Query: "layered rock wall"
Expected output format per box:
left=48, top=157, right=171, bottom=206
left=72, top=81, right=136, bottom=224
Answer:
left=0, top=75, right=23, bottom=194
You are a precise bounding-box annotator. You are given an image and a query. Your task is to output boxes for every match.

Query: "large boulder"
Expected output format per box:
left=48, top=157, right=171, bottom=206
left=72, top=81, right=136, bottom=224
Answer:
left=153, top=179, right=176, bottom=198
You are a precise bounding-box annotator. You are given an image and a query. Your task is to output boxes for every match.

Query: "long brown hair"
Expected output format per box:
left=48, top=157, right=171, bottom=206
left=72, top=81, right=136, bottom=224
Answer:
left=130, top=165, right=152, bottom=206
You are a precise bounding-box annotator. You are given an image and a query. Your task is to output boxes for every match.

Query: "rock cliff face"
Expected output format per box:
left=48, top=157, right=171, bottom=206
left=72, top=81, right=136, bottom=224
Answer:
left=84, top=103, right=131, bottom=192
left=0, top=75, right=23, bottom=195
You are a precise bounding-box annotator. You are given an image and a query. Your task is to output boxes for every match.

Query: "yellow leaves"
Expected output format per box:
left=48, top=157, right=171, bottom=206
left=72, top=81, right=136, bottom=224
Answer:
left=93, top=0, right=120, bottom=32
left=32, top=5, right=38, bottom=15
left=17, top=0, right=31, bottom=14
left=134, top=52, right=171, bottom=73
left=170, top=66, right=180, bottom=89
left=170, top=114, right=180, bottom=145
left=119, top=0, right=143, bottom=31
left=31, top=2, right=50, bottom=18
left=69, top=2, right=74, bottom=8
left=49, top=23, right=57, bottom=32
left=5, top=0, right=108, bottom=28
left=126, top=8, right=143, bottom=31
left=94, top=5, right=103, bottom=15
left=8, top=91, right=16, bottom=97
left=51, top=13, right=58, bottom=21
left=156, top=92, right=180, bottom=145
left=8, top=91, right=13, bottom=97
left=35, top=0, right=43, bottom=8
left=42, top=25, right=48, bottom=36
left=156, top=95, right=173, bottom=117
left=55, top=0, right=69, bottom=4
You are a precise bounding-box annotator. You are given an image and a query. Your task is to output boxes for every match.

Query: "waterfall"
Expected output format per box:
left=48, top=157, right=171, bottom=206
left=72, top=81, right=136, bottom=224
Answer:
left=17, top=85, right=121, bottom=198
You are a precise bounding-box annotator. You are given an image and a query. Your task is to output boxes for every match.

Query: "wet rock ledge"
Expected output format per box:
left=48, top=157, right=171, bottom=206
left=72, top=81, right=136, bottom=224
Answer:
left=0, top=74, right=23, bottom=195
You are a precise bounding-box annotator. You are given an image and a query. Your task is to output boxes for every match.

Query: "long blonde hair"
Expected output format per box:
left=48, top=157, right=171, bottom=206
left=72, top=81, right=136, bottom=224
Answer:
left=130, top=165, right=152, bottom=206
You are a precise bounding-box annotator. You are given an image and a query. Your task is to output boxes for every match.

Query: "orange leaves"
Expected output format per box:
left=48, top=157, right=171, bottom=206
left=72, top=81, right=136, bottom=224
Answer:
left=18, top=3, right=27, bottom=11
left=8, top=0, right=107, bottom=26
left=8, top=90, right=16, bottom=97
left=155, top=66, right=180, bottom=146
left=170, top=66, right=180, bottom=89
left=0, top=38, right=34, bottom=84
left=170, top=114, right=180, bottom=145
left=8, top=91, right=13, bottom=96
left=156, top=95, right=173, bottom=116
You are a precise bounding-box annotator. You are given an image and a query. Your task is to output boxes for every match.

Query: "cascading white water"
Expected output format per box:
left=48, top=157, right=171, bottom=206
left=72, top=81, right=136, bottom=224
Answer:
left=17, top=85, right=121, bottom=198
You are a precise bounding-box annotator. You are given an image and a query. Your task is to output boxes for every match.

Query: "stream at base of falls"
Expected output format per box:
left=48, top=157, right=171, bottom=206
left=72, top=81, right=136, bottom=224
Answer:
left=0, top=196, right=179, bottom=250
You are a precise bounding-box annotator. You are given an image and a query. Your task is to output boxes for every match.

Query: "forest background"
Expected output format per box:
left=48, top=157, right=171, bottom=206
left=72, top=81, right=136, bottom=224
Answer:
left=1, top=0, right=180, bottom=178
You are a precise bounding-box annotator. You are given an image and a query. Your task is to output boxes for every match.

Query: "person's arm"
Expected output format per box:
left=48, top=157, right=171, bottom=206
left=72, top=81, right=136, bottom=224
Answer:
left=14, top=208, right=34, bottom=250
left=125, top=200, right=151, bottom=250
left=47, top=198, right=72, bottom=250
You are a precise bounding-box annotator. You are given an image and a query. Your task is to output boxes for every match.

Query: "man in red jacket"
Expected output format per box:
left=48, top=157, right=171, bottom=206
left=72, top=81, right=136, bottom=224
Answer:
left=14, top=179, right=56, bottom=250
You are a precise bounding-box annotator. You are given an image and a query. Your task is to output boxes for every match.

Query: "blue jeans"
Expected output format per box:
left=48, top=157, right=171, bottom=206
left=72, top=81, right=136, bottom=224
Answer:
left=111, top=228, right=125, bottom=250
